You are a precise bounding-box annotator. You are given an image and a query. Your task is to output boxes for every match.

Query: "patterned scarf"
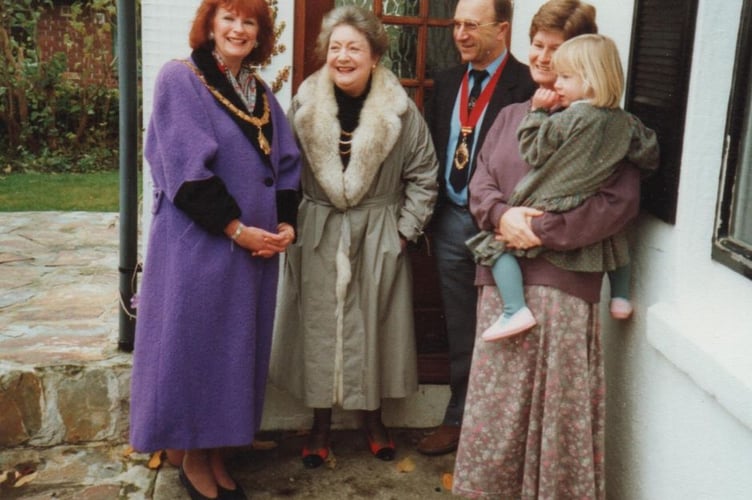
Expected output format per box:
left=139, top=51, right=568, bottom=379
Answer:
left=212, top=49, right=257, bottom=113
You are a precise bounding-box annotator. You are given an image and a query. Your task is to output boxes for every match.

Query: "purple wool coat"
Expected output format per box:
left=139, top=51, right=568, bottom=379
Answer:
left=129, top=57, right=300, bottom=452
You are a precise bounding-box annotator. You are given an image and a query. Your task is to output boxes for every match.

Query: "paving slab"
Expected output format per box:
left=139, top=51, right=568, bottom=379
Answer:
left=0, top=211, right=122, bottom=366
left=1, top=429, right=456, bottom=499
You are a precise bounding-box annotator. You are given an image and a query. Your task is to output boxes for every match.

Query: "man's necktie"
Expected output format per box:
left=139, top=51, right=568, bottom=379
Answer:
left=450, top=69, right=489, bottom=193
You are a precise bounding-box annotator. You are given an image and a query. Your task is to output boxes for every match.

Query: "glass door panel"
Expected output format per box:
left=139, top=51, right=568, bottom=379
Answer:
left=384, top=24, right=418, bottom=79
left=428, top=0, right=458, bottom=16
left=383, top=0, right=420, bottom=16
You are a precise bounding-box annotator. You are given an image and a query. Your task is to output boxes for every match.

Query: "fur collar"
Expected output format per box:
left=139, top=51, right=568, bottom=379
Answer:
left=293, top=66, right=409, bottom=210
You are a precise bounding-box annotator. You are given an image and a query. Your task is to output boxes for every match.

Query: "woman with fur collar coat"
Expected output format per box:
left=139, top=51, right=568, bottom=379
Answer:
left=270, top=6, right=438, bottom=468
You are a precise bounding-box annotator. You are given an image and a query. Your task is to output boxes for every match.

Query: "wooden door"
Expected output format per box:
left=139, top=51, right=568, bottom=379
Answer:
left=292, top=0, right=460, bottom=383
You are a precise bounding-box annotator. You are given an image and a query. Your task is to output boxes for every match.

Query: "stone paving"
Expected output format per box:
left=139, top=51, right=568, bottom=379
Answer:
left=0, top=212, right=456, bottom=499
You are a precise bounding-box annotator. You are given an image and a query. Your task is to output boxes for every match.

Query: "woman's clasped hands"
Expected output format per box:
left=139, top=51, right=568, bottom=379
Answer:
left=229, top=221, right=295, bottom=258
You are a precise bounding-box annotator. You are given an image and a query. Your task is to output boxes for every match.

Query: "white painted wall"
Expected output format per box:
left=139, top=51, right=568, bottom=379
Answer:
left=140, top=1, right=752, bottom=496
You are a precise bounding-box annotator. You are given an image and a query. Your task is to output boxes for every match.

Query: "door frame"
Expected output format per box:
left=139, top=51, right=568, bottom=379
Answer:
left=292, top=0, right=334, bottom=93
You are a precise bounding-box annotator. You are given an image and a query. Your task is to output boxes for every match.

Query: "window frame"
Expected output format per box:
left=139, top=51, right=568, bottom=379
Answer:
left=713, top=0, right=752, bottom=280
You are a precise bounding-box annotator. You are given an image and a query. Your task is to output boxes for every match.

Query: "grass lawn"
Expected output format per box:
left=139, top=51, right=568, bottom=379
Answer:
left=0, top=171, right=140, bottom=212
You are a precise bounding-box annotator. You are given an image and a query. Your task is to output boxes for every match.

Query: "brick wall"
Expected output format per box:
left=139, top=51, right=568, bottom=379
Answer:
left=37, top=5, right=116, bottom=87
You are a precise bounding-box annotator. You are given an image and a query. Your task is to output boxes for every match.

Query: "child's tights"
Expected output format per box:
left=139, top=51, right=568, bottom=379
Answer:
left=492, top=253, right=632, bottom=316
left=491, top=252, right=525, bottom=318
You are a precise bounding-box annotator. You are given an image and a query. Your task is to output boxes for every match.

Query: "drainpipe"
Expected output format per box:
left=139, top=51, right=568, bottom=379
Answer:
left=117, top=0, right=138, bottom=352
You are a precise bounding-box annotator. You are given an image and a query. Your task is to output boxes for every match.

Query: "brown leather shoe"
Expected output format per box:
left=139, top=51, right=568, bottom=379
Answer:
left=416, top=424, right=461, bottom=455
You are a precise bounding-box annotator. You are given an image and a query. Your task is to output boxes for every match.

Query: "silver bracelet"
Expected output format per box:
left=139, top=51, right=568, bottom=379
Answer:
left=230, top=223, right=244, bottom=241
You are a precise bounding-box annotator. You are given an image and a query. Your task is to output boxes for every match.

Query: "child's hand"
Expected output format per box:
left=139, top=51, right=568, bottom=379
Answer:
left=531, top=88, right=559, bottom=111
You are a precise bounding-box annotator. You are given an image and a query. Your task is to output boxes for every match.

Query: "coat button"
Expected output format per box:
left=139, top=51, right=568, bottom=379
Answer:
left=264, top=177, right=274, bottom=187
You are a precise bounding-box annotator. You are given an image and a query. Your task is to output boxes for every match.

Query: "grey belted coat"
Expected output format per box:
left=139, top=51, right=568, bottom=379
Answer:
left=270, top=66, right=438, bottom=410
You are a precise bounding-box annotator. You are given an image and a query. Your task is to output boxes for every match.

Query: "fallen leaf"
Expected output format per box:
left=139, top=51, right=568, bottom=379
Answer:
left=442, top=472, right=453, bottom=491
left=324, top=450, right=337, bottom=470
left=395, top=456, right=415, bottom=473
left=13, top=471, right=37, bottom=488
left=251, top=439, right=278, bottom=450
left=147, top=451, right=164, bottom=469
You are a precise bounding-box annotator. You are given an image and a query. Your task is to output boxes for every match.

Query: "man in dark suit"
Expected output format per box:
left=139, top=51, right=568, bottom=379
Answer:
left=420, top=0, right=536, bottom=455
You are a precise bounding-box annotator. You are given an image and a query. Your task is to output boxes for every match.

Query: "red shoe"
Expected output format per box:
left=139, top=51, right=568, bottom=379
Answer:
left=301, top=445, right=330, bottom=469
left=365, top=428, right=395, bottom=461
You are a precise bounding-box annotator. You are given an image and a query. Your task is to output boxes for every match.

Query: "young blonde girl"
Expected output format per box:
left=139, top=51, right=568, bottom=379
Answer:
left=466, top=34, right=659, bottom=341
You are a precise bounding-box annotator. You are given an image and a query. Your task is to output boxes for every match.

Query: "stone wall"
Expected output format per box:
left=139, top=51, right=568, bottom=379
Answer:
left=37, top=4, right=116, bottom=87
left=0, top=359, right=131, bottom=448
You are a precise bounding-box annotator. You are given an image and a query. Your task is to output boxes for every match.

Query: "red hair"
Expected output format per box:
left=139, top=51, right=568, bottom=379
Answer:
left=189, top=0, right=275, bottom=65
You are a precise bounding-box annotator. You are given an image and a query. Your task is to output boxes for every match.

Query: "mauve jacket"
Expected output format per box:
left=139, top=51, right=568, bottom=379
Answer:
left=469, top=101, right=641, bottom=304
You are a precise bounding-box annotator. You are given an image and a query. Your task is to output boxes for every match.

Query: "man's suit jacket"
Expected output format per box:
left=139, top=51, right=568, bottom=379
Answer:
left=426, top=54, right=537, bottom=203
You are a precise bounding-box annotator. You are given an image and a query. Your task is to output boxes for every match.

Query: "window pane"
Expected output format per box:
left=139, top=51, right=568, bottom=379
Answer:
left=383, top=0, right=420, bottom=16
left=426, top=25, right=459, bottom=78
left=428, top=0, right=458, bottom=17
left=383, top=24, right=417, bottom=78
left=731, top=83, right=752, bottom=246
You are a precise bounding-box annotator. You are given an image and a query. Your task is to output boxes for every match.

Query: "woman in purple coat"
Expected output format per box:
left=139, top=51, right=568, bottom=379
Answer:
left=129, top=1, right=300, bottom=499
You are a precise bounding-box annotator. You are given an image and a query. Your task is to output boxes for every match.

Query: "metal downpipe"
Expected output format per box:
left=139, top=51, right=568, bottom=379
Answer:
left=117, top=0, right=138, bottom=352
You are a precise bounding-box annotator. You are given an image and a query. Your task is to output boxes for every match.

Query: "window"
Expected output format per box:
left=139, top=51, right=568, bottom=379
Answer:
left=713, top=0, right=752, bottom=280
left=625, top=0, right=698, bottom=223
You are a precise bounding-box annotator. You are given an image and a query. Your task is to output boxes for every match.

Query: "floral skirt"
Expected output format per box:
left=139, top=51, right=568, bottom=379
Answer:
left=453, top=285, right=605, bottom=500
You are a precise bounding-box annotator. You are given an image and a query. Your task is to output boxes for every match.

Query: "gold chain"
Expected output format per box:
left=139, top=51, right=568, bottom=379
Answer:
left=179, top=59, right=271, bottom=155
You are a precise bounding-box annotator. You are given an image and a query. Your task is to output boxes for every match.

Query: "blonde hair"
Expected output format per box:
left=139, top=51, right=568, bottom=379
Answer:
left=552, top=34, right=623, bottom=108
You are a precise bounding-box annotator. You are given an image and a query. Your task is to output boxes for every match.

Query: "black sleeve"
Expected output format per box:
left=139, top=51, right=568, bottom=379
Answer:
left=174, top=177, right=241, bottom=235
left=276, top=189, right=300, bottom=229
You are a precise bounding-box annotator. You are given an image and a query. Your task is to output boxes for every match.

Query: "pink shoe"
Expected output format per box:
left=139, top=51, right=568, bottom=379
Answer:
left=481, top=307, right=537, bottom=341
left=610, top=298, right=633, bottom=319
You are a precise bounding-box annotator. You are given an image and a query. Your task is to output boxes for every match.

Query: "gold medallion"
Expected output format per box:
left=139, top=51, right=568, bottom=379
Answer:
left=453, top=127, right=474, bottom=170
left=454, top=138, right=469, bottom=170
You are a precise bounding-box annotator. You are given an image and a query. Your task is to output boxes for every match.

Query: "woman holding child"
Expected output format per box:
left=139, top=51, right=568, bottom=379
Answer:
left=453, top=1, right=647, bottom=498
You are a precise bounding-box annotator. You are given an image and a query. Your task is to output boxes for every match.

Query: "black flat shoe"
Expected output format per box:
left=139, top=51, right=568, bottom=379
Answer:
left=218, top=481, right=247, bottom=500
left=179, top=466, right=219, bottom=500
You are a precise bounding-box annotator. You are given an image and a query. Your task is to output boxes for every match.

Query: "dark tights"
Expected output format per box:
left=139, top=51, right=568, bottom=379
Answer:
left=306, top=406, right=389, bottom=447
